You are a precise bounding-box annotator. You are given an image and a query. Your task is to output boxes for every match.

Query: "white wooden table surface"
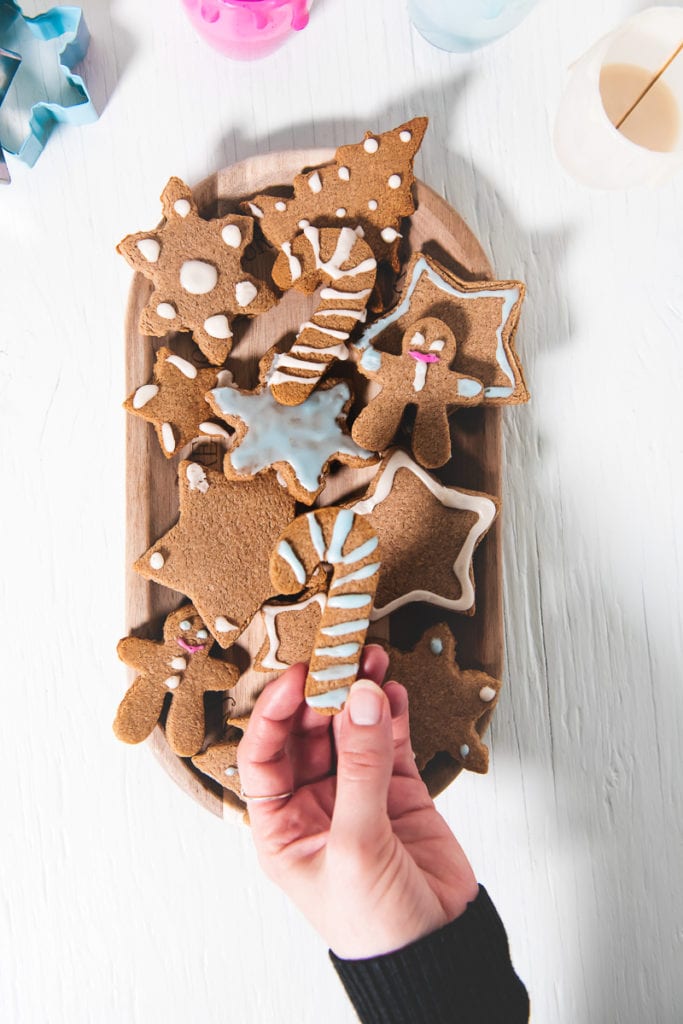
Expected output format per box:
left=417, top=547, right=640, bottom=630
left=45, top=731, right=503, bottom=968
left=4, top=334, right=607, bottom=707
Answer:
left=2, top=0, right=681, bottom=1021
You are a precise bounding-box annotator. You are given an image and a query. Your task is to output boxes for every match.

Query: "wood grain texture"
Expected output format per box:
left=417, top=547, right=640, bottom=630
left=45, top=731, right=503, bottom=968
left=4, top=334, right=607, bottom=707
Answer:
left=1, top=0, right=681, bottom=1021
left=125, top=150, right=501, bottom=817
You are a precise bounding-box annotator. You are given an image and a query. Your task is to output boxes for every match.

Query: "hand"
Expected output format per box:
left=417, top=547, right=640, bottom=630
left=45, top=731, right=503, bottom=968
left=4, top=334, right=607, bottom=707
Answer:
left=237, top=646, right=478, bottom=960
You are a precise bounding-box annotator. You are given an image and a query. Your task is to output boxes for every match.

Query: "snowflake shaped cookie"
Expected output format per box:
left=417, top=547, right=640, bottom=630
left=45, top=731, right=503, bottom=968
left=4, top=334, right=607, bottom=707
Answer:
left=117, top=177, right=276, bottom=365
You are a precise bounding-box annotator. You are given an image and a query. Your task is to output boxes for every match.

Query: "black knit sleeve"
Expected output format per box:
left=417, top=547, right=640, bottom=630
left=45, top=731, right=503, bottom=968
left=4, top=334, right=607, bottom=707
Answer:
left=329, top=885, right=529, bottom=1024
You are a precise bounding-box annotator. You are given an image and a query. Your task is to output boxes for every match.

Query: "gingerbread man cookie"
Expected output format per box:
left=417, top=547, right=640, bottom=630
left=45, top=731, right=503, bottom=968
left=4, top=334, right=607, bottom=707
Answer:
left=352, top=317, right=484, bottom=468
left=242, top=117, right=428, bottom=274
left=114, top=605, right=239, bottom=757
left=378, top=623, right=501, bottom=773
left=117, top=177, right=275, bottom=365
left=123, top=347, right=226, bottom=458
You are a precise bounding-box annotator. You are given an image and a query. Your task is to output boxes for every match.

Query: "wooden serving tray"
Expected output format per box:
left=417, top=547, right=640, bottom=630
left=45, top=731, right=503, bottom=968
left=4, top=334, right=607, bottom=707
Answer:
left=124, top=150, right=502, bottom=819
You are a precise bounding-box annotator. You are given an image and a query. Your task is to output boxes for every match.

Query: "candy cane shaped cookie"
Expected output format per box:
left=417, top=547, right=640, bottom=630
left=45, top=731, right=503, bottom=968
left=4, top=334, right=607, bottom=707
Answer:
left=269, top=508, right=381, bottom=714
left=269, top=226, right=377, bottom=406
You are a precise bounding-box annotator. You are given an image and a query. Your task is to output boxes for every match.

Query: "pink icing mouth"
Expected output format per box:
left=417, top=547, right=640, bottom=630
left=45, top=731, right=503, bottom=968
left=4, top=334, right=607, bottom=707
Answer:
left=177, top=638, right=206, bottom=654
left=409, top=351, right=439, bottom=363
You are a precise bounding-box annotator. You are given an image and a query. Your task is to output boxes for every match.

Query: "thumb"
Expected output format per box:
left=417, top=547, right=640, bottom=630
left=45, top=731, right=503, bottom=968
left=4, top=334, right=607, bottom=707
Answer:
left=331, top=680, right=393, bottom=845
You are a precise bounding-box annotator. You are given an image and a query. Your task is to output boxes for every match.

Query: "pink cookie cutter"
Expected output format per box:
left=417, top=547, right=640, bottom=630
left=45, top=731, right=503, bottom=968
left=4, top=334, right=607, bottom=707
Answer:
left=181, top=0, right=312, bottom=61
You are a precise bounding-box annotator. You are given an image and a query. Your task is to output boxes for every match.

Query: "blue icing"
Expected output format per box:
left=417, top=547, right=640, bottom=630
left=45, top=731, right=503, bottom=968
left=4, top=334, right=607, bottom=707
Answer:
left=340, top=536, right=379, bottom=565
left=353, top=258, right=519, bottom=399
left=430, top=637, right=444, bottom=655
left=458, top=378, right=483, bottom=398
left=331, top=562, right=381, bottom=588
left=308, top=513, right=326, bottom=560
left=326, top=508, right=355, bottom=563
left=277, top=540, right=306, bottom=585
left=210, top=381, right=374, bottom=495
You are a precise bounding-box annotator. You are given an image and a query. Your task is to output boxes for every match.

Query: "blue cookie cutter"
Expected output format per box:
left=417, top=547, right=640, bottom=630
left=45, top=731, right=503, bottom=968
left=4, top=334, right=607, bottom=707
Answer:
left=0, top=2, right=97, bottom=169
left=0, top=46, right=21, bottom=182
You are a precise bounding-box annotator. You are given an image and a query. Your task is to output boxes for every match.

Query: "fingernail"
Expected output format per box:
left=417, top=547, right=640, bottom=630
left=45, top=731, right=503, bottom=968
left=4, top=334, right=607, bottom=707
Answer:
left=349, top=679, right=384, bottom=726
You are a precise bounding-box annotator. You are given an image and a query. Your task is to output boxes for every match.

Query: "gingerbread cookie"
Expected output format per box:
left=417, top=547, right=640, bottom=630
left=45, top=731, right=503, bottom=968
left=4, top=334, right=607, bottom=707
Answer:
left=192, top=719, right=245, bottom=799
left=242, top=117, right=428, bottom=274
left=123, top=347, right=228, bottom=458
left=268, top=226, right=377, bottom=405
left=256, top=593, right=326, bottom=672
left=117, top=176, right=275, bottom=365
left=270, top=508, right=380, bottom=714
left=114, top=605, right=239, bottom=757
left=346, top=449, right=498, bottom=617
left=354, top=252, right=528, bottom=404
left=378, top=623, right=501, bottom=773
left=206, top=359, right=377, bottom=505
left=134, top=461, right=296, bottom=647
left=352, top=317, right=484, bottom=468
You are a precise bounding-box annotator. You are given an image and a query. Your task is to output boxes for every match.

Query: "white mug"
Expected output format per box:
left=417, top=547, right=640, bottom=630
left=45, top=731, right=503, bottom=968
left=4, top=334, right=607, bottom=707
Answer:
left=554, top=6, right=683, bottom=189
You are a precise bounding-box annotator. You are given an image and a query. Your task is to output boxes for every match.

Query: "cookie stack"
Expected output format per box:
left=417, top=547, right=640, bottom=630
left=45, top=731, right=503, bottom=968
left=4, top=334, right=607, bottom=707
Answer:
left=114, top=118, right=529, bottom=806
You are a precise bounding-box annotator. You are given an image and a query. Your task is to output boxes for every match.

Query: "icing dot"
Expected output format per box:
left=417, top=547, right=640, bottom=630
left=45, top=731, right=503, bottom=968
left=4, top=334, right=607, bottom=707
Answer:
left=430, top=637, right=443, bottom=655
left=275, top=201, right=287, bottom=211
left=186, top=463, right=209, bottom=494
left=164, top=675, right=181, bottom=689
left=221, top=224, right=242, bottom=248
left=381, top=227, right=400, bottom=243
left=136, top=238, right=160, bottom=262
left=336, top=208, right=347, bottom=218
left=368, top=200, right=378, bottom=211
left=196, top=628, right=209, bottom=640
left=235, top=281, right=258, bottom=307
left=203, top=314, right=231, bottom=340
left=173, top=199, right=191, bottom=217
left=247, top=203, right=263, bottom=218
left=355, top=225, right=365, bottom=238
left=171, top=657, right=187, bottom=671
left=180, top=621, right=191, bottom=631
left=225, top=767, right=238, bottom=777
left=215, top=616, right=237, bottom=633
left=215, top=369, right=235, bottom=388
left=400, top=130, right=412, bottom=142
left=156, top=302, right=176, bottom=320
left=133, top=384, right=158, bottom=409
left=149, top=552, right=164, bottom=570
left=199, top=421, right=231, bottom=440
left=460, top=744, right=470, bottom=758
left=338, top=166, right=350, bottom=181
left=161, top=422, right=176, bottom=453
left=308, top=171, right=322, bottom=193
left=479, top=685, right=497, bottom=702
left=298, top=219, right=310, bottom=229
left=166, top=354, right=197, bottom=379
left=364, top=138, right=379, bottom=153
left=180, top=260, right=218, bottom=295
left=388, top=174, right=402, bottom=189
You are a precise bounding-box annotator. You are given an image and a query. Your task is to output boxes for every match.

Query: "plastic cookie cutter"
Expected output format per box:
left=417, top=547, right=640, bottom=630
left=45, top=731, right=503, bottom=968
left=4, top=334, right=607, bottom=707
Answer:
left=0, top=46, right=20, bottom=182
left=0, top=2, right=97, bottom=169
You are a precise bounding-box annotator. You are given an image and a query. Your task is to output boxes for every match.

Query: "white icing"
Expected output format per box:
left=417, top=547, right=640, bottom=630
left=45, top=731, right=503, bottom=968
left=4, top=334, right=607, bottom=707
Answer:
left=133, top=384, right=158, bottom=409
left=301, top=322, right=349, bottom=340
left=221, top=224, right=242, bottom=248
left=460, top=745, right=470, bottom=758
left=203, top=314, right=231, bottom=340
left=430, top=339, right=445, bottom=352
left=275, top=201, right=287, bottom=211
left=364, top=138, right=379, bottom=153
left=171, top=657, right=187, bottom=671
left=381, top=227, right=400, bottom=243
left=225, top=766, right=238, bottom=777
left=310, top=665, right=357, bottom=682
left=336, top=208, right=346, bottom=218
left=281, top=242, right=302, bottom=282
left=161, top=423, right=176, bottom=453
left=479, top=685, right=497, bottom=702
left=316, top=309, right=367, bottom=322
left=308, top=171, right=322, bottom=193
left=235, top=281, right=258, bottom=307
left=180, top=260, right=218, bottom=295
left=274, top=354, right=327, bottom=372
left=388, top=174, right=402, bottom=189
left=314, top=642, right=361, bottom=658
left=260, top=594, right=326, bottom=671
left=215, top=616, right=238, bottom=633
left=303, top=225, right=377, bottom=281
left=413, top=361, right=427, bottom=392
left=247, top=203, right=263, bottom=218
left=355, top=226, right=365, bottom=238
left=156, top=303, right=176, bottom=320
left=289, top=341, right=350, bottom=360
left=136, top=238, right=160, bottom=262
left=166, top=354, right=197, bottom=379
left=165, top=675, right=181, bottom=689
left=174, top=199, right=191, bottom=217
left=180, top=621, right=191, bottom=630
left=216, top=369, right=236, bottom=388
left=199, top=421, right=232, bottom=440
left=320, top=619, right=369, bottom=637
left=320, top=287, right=371, bottom=301
left=368, top=200, right=378, bottom=211
left=349, top=450, right=497, bottom=617
left=411, top=332, right=426, bottom=348
left=277, top=540, right=306, bottom=585
left=298, top=219, right=310, bottom=229
left=338, top=166, right=350, bottom=181
left=186, top=463, right=209, bottom=493
left=330, top=563, right=381, bottom=589
left=306, top=686, right=350, bottom=710
left=400, top=130, right=412, bottom=142
left=150, top=552, right=164, bottom=570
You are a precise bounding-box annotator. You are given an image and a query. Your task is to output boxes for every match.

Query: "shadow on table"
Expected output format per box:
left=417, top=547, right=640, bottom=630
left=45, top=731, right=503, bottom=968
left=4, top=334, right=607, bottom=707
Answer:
left=74, top=0, right=137, bottom=114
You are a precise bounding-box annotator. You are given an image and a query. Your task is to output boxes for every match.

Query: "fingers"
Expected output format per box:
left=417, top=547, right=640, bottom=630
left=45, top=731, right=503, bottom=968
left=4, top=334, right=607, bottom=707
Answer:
left=359, top=643, right=389, bottom=685
left=330, top=679, right=394, bottom=847
left=288, top=701, right=334, bottom=788
left=383, top=681, right=423, bottom=781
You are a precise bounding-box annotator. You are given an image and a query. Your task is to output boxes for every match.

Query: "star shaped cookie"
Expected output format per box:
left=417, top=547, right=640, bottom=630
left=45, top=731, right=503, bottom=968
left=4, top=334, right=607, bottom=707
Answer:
left=134, top=461, right=296, bottom=646
left=192, top=722, right=244, bottom=799
left=114, top=605, right=239, bottom=757
left=379, top=623, right=501, bottom=773
left=123, top=347, right=228, bottom=458
left=354, top=252, right=528, bottom=404
left=117, top=176, right=276, bottom=365
left=206, top=357, right=377, bottom=505
left=242, top=118, right=428, bottom=273
left=352, top=316, right=484, bottom=468
left=347, top=449, right=498, bottom=617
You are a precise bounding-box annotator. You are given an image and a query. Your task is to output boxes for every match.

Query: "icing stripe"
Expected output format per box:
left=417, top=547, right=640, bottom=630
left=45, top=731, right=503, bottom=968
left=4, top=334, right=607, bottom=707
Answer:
left=339, top=536, right=379, bottom=565
left=315, top=309, right=367, bottom=322
left=306, top=686, right=350, bottom=709
left=314, top=642, right=361, bottom=658
left=290, top=342, right=350, bottom=360
left=326, top=508, right=355, bottom=563
left=275, top=354, right=328, bottom=372
left=300, top=322, right=349, bottom=340
left=310, top=664, right=358, bottom=682
left=328, top=594, right=371, bottom=609
left=308, top=514, right=326, bottom=560
left=330, top=562, right=381, bottom=588
left=320, top=618, right=369, bottom=637
left=320, top=287, right=372, bottom=301
left=281, top=241, right=302, bottom=282
left=277, top=540, right=306, bottom=585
